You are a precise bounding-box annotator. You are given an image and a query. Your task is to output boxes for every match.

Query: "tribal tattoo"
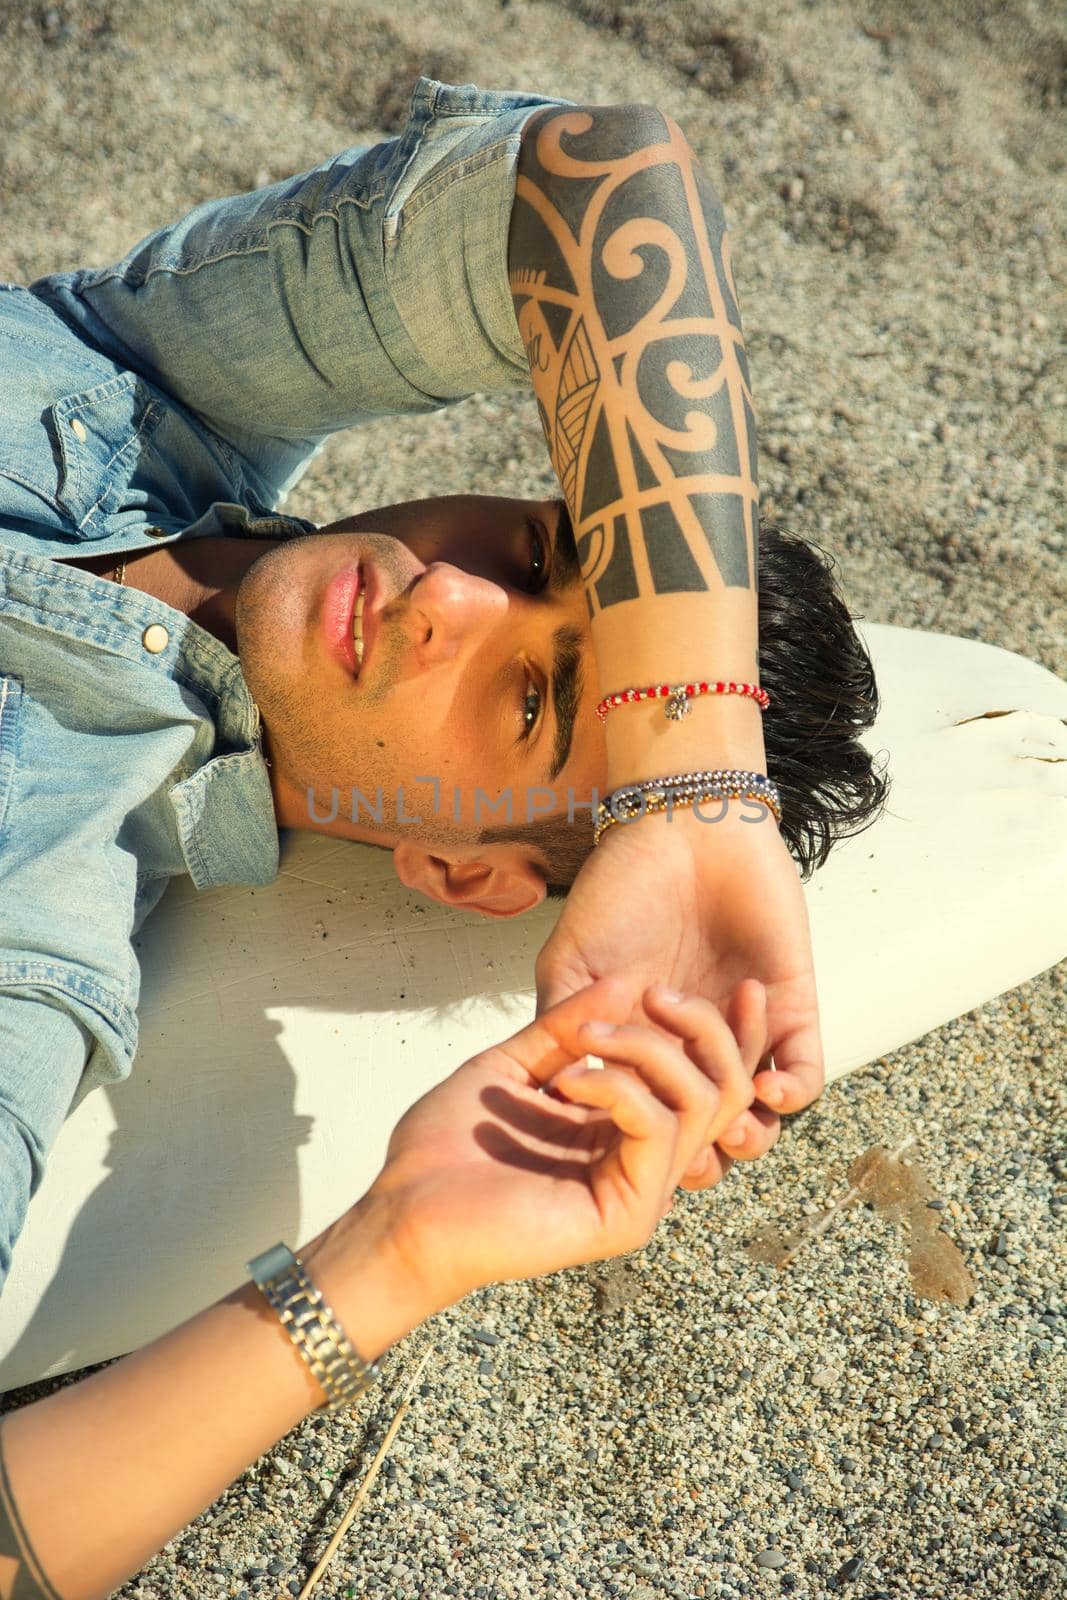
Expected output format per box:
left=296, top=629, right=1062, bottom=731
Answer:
left=0, top=1428, right=60, bottom=1600
left=509, top=105, right=758, bottom=621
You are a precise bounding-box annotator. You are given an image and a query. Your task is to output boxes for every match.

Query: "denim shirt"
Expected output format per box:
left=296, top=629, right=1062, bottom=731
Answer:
left=0, top=76, right=567, bottom=1290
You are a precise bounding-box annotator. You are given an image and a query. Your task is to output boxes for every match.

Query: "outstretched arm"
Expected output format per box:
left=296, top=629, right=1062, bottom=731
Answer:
left=0, top=980, right=743, bottom=1599
left=509, top=103, right=824, bottom=1155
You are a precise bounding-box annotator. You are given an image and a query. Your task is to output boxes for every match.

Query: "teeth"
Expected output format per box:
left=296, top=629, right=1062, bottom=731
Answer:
left=352, top=589, right=365, bottom=667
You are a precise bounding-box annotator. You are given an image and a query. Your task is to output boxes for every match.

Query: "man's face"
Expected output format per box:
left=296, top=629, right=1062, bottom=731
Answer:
left=233, top=495, right=606, bottom=914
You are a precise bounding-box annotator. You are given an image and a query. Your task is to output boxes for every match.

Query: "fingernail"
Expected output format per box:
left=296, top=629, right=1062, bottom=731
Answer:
left=581, top=1020, right=615, bottom=1038
left=653, top=986, right=683, bottom=1004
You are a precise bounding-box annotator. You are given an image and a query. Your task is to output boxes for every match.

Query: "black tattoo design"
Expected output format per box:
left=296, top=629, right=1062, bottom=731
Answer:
left=509, top=106, right=758, bottom=617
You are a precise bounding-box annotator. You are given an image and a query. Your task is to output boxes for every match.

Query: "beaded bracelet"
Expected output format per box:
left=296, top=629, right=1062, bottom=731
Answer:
left=595, top=679, right=770, bottom=724
left=598, top=772, right=781, bottom=829
left=594, top=769, right=781, bottom=845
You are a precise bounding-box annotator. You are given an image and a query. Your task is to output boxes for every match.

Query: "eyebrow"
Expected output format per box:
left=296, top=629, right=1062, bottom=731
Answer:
left=541, top=500, right=584, bottom=784
left=544, top=623, right=583, bottom=784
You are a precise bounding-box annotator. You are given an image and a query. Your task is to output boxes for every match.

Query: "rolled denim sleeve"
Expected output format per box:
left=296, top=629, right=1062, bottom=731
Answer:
left=35, top=79, right=569, bottom=512
left=375, top=86, right=571, bottom=402
left=0, top=989, right=95, bottom=1296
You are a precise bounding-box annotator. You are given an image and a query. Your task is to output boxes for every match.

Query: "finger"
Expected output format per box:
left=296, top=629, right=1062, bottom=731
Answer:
left=494, top=977, right=635, bottom=1084
left=719, top=979, right=770, bottom=1077
left=677, top=1144, right=735, bottom=1192
left=752, top=1018, right=825, bottom=1113
left=552, top=1062, right=674, bottom=1198
left=576, top=1019, right=717, bottom=1179
left=716, top=1102, right=781, bottom=1162
left=640, top=988, right=754, bottom=1139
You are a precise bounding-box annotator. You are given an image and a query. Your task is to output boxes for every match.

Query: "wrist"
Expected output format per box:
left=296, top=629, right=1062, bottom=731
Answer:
left=596, top=787, right=781, bottom=860
left=296, top=1190, right=436, bottom=1366
left=605, top=692, right=767, bottom=788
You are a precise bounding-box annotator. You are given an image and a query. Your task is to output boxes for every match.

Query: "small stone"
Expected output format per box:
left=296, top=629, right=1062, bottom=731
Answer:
left=266, top=1558, right=286, bottom=1576
left=927, top=1433, right=947, bottom=1449
left=472, top=1329, right=502, bottom=1346
left=786, top=1471, right=805, bottom=1490
left=756, top=1549, right=787, bottom=1569
left=837, top=1555, right=865, bottom=1583
left=811, top=1365, right=839, bottom=1389
left=840, top=1456, right=859, bottom=1473
left=478, top=1358, right=494, bottom=1375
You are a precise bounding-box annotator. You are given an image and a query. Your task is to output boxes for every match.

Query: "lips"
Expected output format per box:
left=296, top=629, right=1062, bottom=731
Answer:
left=322, top=562, right=362, bottom=677
left=357, top=563, right=378, bottom=677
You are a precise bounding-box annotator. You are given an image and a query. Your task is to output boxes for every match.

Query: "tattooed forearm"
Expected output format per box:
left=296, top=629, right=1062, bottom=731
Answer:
left=0, top=1427, right=61, bottom=1600
left=509, top=104, right=758, bottom=619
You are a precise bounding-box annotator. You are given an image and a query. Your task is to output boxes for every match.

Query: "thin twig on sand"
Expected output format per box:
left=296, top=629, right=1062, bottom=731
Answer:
left=298, top=1348, right=434, bottom=1600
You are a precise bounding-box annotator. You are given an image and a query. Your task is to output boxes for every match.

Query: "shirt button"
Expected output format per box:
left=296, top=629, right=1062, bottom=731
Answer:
left=70, top=418, right=88, bottom=442
left=144, top=524, right=170, bottom=538
left=141, top=623, right=170, bottom=654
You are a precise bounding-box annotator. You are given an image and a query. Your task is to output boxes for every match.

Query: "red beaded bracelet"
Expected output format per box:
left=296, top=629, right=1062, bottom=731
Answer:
left=595, top=679, right=770, bottom=724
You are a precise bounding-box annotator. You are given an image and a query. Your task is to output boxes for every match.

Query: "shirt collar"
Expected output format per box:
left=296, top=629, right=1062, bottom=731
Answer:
left=165, top=604, right=282, bottom=891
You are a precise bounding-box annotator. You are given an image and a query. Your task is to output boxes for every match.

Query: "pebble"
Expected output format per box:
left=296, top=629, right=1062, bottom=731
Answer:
left=756, top=1549, right=788, bottom=1569
left=837, top=1555, right=865, bottom=1582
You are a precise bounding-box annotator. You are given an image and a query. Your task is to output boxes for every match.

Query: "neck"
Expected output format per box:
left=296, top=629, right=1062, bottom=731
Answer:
left=125, top=535, right=281, bottom=654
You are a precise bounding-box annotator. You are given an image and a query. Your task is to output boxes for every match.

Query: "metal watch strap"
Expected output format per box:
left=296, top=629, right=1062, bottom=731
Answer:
left=247, top=1242, right=381, bottom=1411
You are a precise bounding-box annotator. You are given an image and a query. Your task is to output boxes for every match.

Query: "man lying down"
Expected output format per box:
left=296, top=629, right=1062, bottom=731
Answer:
left=0, top=79, right=886, bottom=1597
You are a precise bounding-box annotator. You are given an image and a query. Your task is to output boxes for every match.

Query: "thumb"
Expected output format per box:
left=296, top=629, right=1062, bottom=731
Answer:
left=534, top=948, right=593, bottom=1017
left=513, top=977, right=635, bottom=1080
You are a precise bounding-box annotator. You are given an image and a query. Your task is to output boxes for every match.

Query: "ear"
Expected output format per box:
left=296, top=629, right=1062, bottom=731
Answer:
left=392, top=841, right=546, bottom=919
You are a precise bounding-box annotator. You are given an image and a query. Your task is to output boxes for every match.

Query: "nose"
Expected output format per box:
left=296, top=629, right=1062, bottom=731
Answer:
left=407, top=562, right=509, bottom=666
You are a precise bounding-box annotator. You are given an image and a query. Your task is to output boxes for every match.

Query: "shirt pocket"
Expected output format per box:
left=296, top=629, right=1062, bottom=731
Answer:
left=45, top=372, right=169, bottom=535
left=0, top=367, right=165, bottom=538
left=0, top=675, right=23, bottom=848
left=0, top=369, right=245, bottom=538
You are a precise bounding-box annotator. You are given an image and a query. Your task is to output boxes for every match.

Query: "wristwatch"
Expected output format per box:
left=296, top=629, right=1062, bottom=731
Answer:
left=247, top=1241, right=382, bottom=1410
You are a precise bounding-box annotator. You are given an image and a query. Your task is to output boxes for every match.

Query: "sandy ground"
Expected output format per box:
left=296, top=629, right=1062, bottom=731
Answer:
left=1, top=1, right=1064, bottom=1597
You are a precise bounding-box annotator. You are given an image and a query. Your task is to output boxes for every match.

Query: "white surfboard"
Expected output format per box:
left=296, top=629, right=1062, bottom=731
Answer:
left=1, top=622, right=1064, bottom=1391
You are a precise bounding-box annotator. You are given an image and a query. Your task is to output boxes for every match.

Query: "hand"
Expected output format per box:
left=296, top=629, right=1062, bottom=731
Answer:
left=534, top=805, right=825, bottom=1182
left=364, top=978, right=754, bottom=1317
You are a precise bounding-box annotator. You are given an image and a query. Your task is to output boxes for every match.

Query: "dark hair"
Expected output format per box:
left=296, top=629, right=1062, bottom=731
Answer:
left=477, top=520, right=890, bottom=897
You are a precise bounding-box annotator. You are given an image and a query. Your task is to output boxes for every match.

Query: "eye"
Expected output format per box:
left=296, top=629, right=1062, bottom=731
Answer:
left=521, top=680, right=543, bottom=740
left=523, top=519, right=550, bottom=593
